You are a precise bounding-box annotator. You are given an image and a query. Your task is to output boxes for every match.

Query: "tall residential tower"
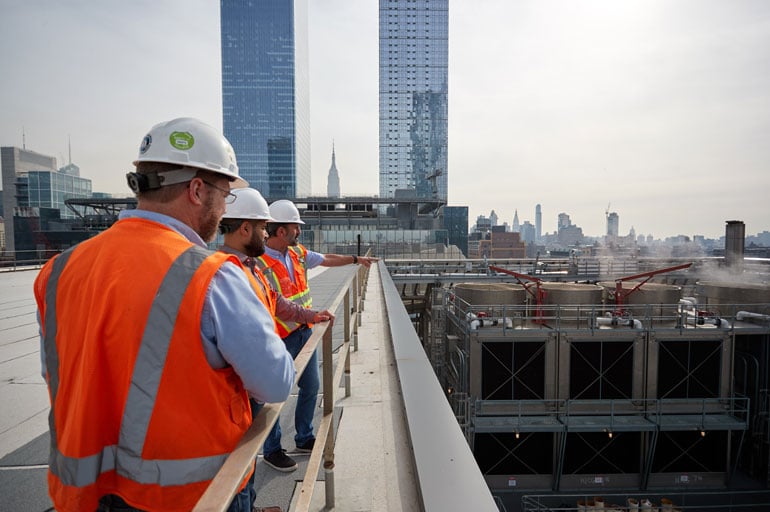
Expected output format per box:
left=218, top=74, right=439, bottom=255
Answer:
left=220, top=0, right=310, bottom=199
left=379, top=0, right=448, bottom=202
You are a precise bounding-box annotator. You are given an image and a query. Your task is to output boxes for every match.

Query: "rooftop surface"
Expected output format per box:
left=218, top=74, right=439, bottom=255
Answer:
left=0, top=264, right=417, bottom=512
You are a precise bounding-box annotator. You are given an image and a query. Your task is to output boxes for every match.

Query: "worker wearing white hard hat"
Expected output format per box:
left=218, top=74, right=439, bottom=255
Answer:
left=34, top=118, right=294, bottom=512
left=218, top=188, right=334, bottom=475
left=250, top=200, right=378, bottom=472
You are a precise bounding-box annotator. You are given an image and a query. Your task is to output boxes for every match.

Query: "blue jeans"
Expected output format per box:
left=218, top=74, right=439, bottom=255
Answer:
left=263, top=326, right=318, bottom=456
left=226, top=484, right=255, bottom=512
left=95, top=492, right=254, bottom=512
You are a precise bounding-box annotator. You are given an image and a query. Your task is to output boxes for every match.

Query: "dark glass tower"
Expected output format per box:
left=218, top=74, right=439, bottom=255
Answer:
left=221, top=0, right=310, bottom=198
left=379, top=0, right=448, bottom=202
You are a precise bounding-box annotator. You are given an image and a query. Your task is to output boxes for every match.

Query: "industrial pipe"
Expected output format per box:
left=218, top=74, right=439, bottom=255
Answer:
left=594, top=314, right=643, bottom=329
left=683, top=311, right=730, bottom=328
left=466, top=312, right=513, bottom=330
left=470, top=318, right=513, bottom=330
left=737, top=311, right=770, bottom=323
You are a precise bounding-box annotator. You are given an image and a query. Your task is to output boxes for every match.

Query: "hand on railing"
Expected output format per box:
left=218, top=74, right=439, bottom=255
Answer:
left=312, top=310, right=334, bottom=324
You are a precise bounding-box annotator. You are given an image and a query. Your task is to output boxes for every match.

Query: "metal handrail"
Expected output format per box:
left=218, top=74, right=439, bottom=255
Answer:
left=473, top=398, right=750, bottom=431
left=193, top=260, right=370, bottom=511
left=521, top=490, right=770, bottom=511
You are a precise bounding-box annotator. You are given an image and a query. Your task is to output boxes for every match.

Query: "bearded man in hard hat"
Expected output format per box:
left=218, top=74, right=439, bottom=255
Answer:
left=252, top=199, right=377, bottom=472
left=218, top=188, right=335, bottom=476
left=33, top=118, right=295, bottom=512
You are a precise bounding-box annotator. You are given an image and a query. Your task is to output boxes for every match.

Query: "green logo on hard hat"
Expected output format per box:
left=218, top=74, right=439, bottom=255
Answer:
left=169, top=131, right=194, bottom=150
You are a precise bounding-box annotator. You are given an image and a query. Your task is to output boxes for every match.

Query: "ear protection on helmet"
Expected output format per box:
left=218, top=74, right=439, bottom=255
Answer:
left=125, top=167, right=197, bottom=193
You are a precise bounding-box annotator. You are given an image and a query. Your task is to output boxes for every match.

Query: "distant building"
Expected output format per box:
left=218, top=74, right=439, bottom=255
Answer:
left=379, top=0, right=448, bottom=202
left=221, top=0, right=311, bottom=198
left=327, top=144, right=340, bottom=198
left=520, top=221, right=536, bottom=244
left=1, top=147, right=57, bottom=254
left=12, top=159, right=92, bottom=256
left=478, top=231, right=526, bottom=259
left=474, top=214, right=492, bottom=233
left=295, top=196, right=452, bottom=258
left=444, top=206, right=468, bottom=257
left=535, top=203, right=542, bottom=242
left=512, top=209, right=520, bottom=232
left=26, top=165, right=91, bottom=219
left=558, top=225, right=584, bottom=246
left=556, top=212, right=584, bottom=246
left=607, top=211, right=619, bottom=237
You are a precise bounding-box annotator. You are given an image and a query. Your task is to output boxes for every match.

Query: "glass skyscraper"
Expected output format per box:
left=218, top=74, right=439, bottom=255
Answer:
left=220, top=0, right=310, bottom=199
left=379, top=0, right=448, bottom=202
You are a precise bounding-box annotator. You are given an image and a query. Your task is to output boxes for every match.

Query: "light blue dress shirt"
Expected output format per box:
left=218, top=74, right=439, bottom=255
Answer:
left=38, top=209, right=295, bottom=404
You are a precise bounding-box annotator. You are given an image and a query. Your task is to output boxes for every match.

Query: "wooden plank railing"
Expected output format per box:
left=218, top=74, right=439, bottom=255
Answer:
left=193, top=255, right=371, bottom=512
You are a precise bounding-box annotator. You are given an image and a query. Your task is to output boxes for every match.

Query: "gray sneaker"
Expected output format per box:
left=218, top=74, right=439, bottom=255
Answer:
left=263, top=449, right=297, bottom=472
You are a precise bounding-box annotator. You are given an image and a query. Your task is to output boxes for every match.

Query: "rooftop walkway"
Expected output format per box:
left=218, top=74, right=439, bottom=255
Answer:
left=0, top=264, right=416, bottom=512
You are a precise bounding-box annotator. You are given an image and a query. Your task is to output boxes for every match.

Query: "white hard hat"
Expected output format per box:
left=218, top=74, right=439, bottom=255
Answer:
left=133, top=117, right=248, bottom=188
left=222, top=188, right=273, bottom=221
left=269, top=199, right=305, bottom=224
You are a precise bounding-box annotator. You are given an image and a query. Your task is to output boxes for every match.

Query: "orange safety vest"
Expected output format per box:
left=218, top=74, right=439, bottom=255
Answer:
left=256, top=245, right=313, bottom=338
left=33, top=217, right=253, bottom=512
left=239, top=256, right=278, bottom=325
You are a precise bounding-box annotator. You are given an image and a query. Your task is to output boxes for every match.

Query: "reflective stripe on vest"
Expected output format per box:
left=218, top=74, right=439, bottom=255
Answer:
left=43, top=245, right=226, bottom=487
left=256, top=246, right=312, bottom=337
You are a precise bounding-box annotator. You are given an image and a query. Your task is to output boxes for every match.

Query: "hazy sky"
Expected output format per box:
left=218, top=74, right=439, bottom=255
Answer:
left=2, top=0, right=769, bottom=239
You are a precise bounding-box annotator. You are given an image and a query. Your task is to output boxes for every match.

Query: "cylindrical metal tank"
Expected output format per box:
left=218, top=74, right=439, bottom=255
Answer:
left=453, top=282, right=526, bottom=305
left=539, top=282, right=604, bottom=305
left=696, top=281, right=770, bottom=307
left=453, top=282, right=527, bottom=318
left=538, top=283, right=604, bottom=326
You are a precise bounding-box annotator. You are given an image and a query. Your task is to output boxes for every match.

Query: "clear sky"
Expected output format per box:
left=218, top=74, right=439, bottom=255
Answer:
left=2, top=0, right=769, bottom=239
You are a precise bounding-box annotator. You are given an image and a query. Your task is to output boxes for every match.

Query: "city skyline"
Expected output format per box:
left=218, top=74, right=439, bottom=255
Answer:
left=1, top=1, right=769, bottom=239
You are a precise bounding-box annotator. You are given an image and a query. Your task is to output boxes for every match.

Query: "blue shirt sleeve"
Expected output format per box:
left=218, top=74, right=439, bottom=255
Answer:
left=305, top=248, right=325, bottom=270
left=201, top=262, right=296, bottom=403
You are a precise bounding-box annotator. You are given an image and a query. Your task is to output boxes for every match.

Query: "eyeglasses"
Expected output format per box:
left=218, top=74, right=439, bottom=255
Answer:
left=201, top=180, right=237, bottom=204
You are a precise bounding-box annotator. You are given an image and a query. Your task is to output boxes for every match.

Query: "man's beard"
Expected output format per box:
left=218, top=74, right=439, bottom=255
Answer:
left=244, top=229, right=265, bottom=257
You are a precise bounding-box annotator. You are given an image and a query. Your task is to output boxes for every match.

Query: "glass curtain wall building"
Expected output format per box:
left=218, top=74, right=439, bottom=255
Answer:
left=379, top=0, right=449, bottom=202
left=23, top=169, right=92, bottom=219
left=220, top=0, right=310, bottom=199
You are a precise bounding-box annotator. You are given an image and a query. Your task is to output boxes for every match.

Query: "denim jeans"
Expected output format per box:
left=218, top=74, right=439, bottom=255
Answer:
left=225, top=484, right=255, bottom=512
left=262, top=326, right=318, bottom=456
left=95, top=492, right=254, bottom=512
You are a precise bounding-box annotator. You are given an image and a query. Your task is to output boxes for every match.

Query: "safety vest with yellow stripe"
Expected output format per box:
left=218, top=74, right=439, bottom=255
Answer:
left=33, top=218, right=253, bottom=512
left=255, top=245, right=313, bottom=338
left=239, top=255, right=279, bottom=327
